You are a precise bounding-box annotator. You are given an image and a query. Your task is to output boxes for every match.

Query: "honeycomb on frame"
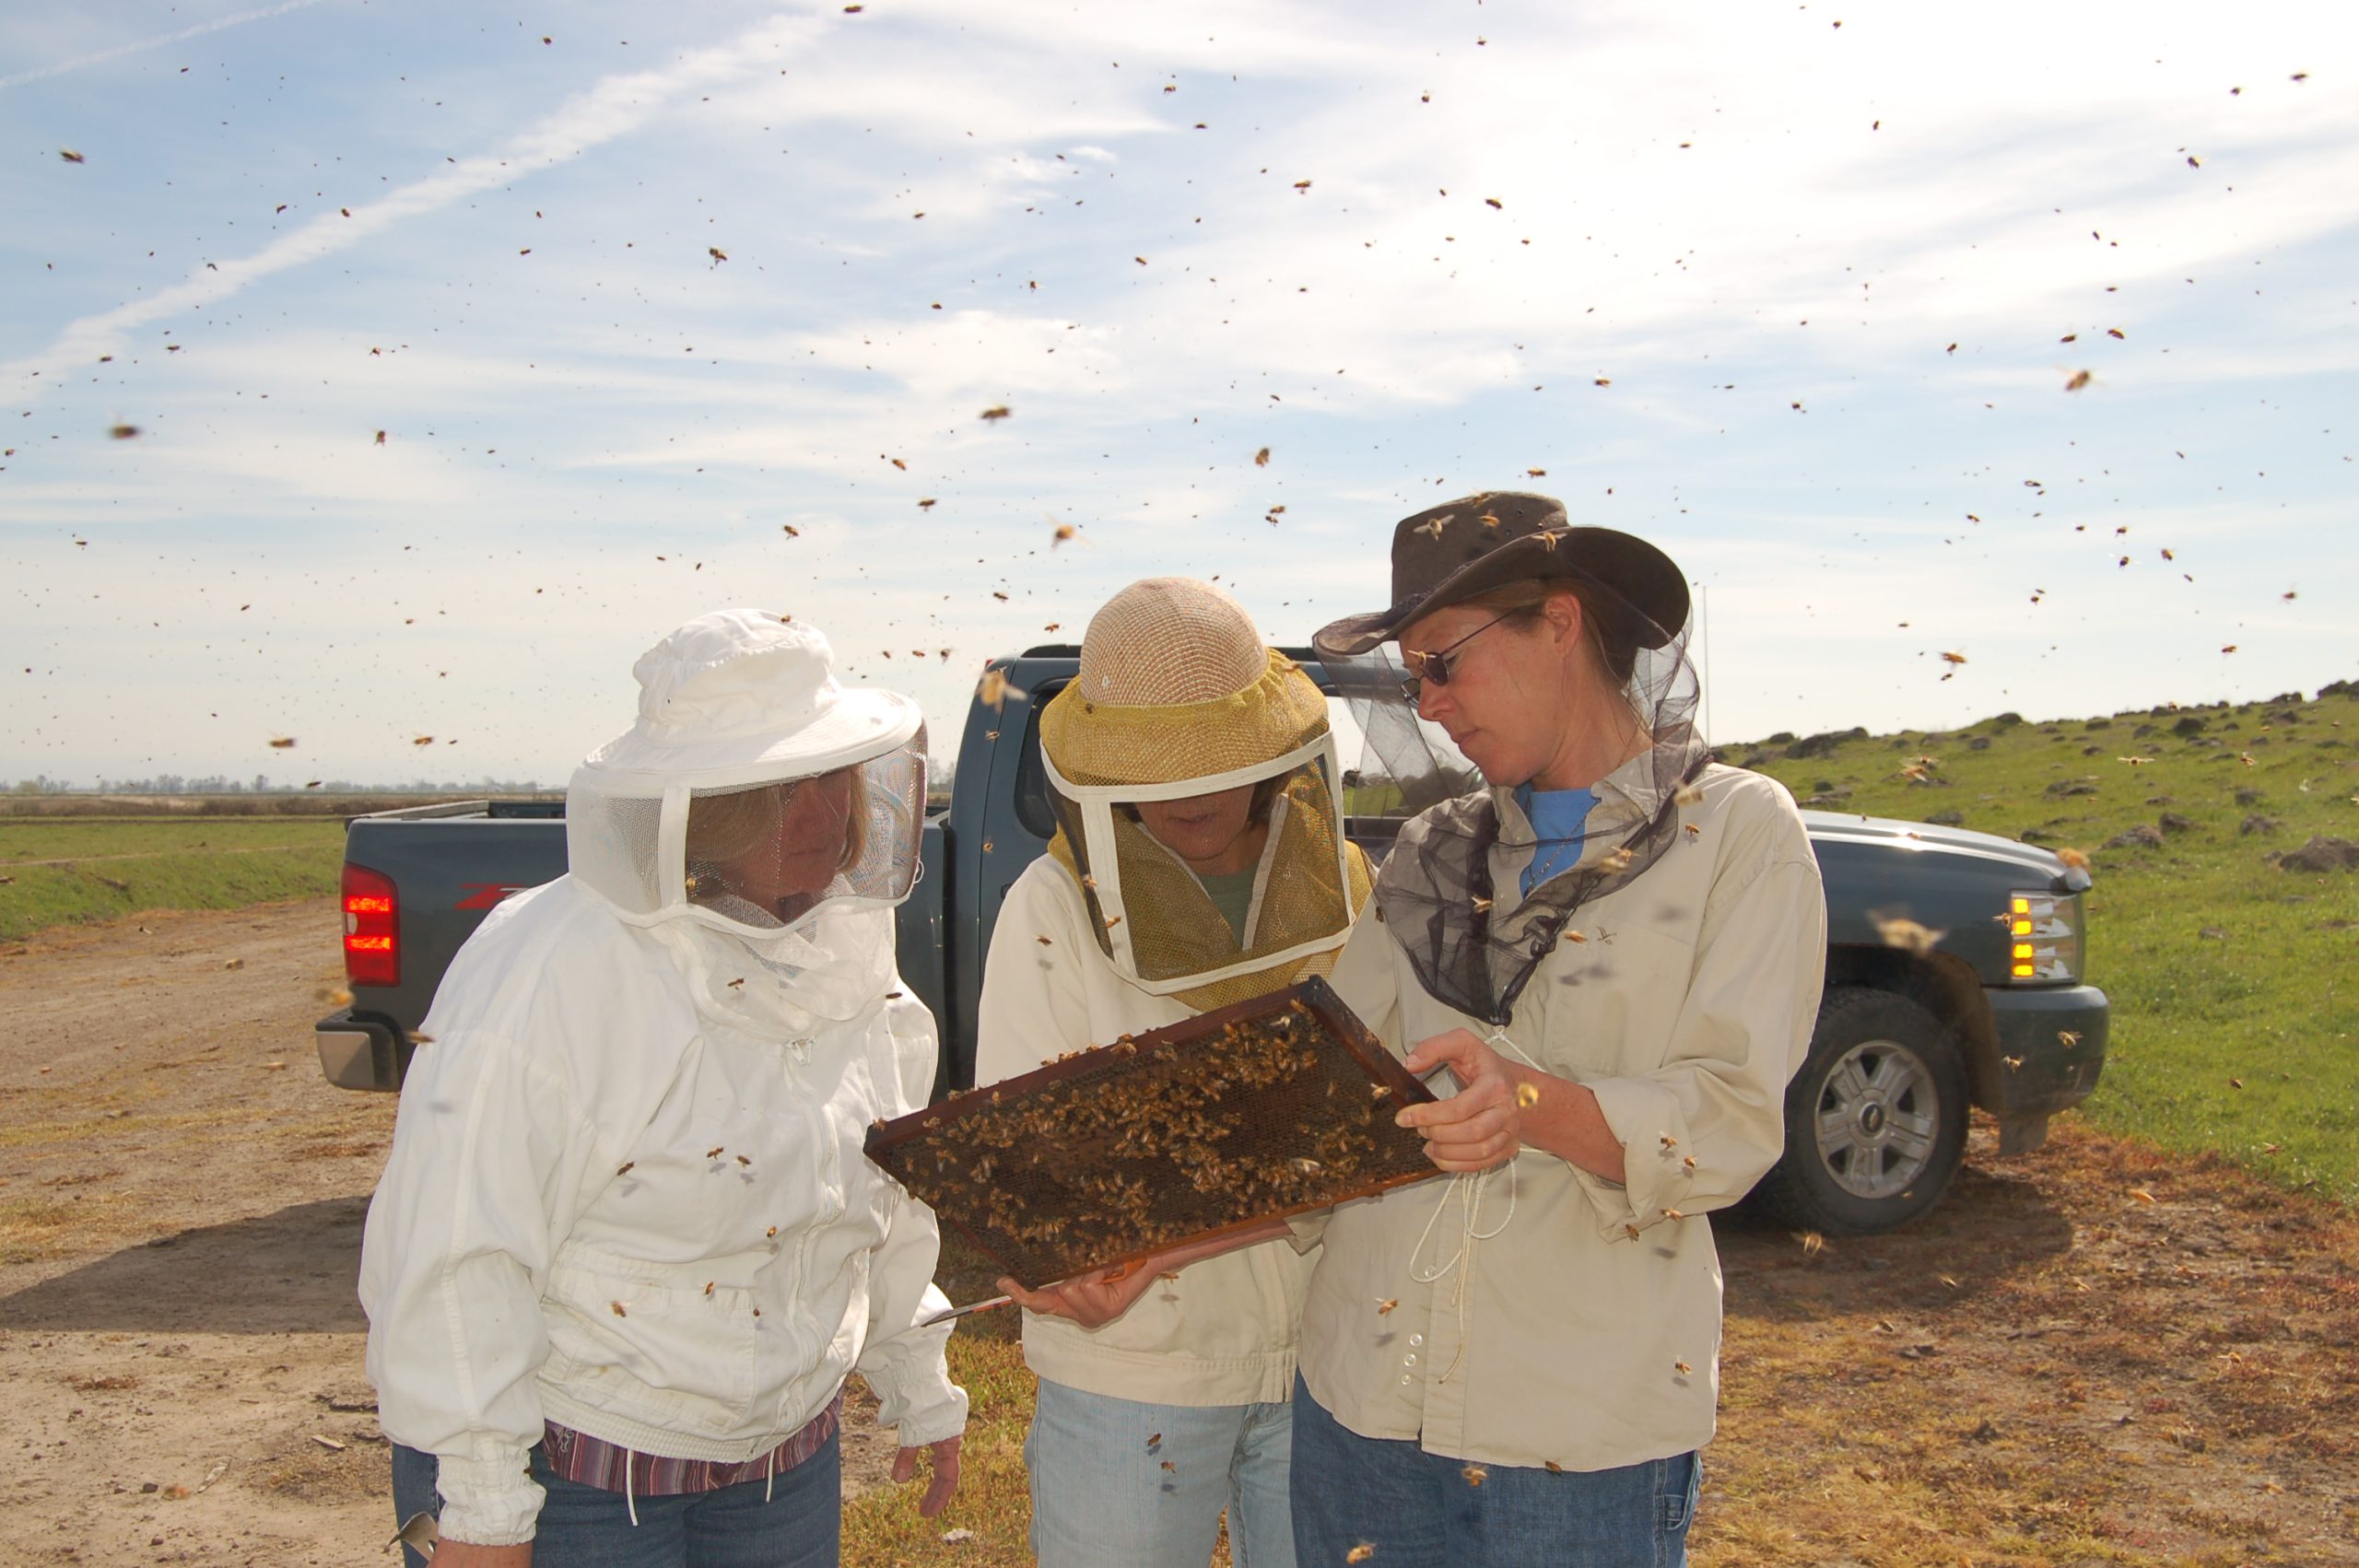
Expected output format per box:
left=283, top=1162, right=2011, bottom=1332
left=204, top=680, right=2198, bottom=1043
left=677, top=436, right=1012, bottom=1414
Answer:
left=863, top=977, right=1442, bottom=1289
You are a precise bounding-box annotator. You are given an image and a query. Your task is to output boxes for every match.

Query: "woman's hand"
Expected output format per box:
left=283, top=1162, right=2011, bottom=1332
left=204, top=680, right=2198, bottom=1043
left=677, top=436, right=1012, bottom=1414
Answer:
left=1396, top=1028, right=1531, bottom=1172
left=891, top=1433, right=962, bottom=1516
left=428, top=1541, right=533, bottom=1567
left=994, top=1261, right=1161, bottom=1329
left=1397, top=1028, right=1627, bottom=1182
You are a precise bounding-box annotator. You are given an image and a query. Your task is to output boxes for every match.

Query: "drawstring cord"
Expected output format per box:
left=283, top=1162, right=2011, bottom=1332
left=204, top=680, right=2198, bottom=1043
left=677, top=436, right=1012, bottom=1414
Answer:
left=1404, top=1026, right=1543, bottom=1384
left=766, top=1443, right=777, bottom=1504
left=624, top=1445, right=639, bottom=1527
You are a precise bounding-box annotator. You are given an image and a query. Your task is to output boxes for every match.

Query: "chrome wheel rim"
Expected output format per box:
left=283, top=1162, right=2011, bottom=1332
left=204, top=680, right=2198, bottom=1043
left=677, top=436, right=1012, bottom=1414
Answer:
left=1813, top=1038, right=1940, bottom=1199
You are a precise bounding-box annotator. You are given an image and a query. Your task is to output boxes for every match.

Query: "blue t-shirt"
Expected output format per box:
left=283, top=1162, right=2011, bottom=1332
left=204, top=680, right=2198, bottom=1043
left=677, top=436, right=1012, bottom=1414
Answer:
left=1514, top=783, right=1598, bottom=896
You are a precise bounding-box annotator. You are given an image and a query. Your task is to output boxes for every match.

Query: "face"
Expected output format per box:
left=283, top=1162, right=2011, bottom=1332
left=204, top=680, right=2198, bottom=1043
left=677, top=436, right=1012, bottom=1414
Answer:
left=1133, top=784, right=1263, bottom=876
left=687, top=767, right=858, bottom=922
left=1396, top=600, right=1573, bottom=786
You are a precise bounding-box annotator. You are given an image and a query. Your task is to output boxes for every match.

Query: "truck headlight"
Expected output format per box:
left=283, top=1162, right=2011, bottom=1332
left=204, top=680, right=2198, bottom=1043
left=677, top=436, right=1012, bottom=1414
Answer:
left=2006, top=890, right=2082, bottom=982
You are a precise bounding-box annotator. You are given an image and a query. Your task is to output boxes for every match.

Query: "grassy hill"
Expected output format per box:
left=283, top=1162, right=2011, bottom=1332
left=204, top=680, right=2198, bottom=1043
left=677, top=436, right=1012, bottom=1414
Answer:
left=1731, top=684, right=2359, bottom=1207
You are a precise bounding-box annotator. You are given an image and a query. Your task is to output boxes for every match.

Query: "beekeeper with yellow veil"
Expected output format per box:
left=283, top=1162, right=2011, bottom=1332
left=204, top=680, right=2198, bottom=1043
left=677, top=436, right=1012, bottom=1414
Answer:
left=363, top=610, right=966, bottom=1568
left=975, top=577, right=1371, bottom=1568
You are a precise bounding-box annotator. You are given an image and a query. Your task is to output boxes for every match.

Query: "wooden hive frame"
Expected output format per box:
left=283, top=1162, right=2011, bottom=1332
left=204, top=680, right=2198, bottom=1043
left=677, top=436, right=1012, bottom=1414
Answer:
left=864, top=977, right=1441, bottom=1289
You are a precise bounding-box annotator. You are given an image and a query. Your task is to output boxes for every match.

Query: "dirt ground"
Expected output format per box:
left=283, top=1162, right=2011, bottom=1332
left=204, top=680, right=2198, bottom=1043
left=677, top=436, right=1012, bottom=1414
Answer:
left=2, top=898, right=2354, bottom=1566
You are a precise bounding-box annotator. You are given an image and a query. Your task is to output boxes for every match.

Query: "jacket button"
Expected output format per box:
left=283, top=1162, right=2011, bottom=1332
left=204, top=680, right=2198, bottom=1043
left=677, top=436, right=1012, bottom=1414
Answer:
left=1409, top=1334, right=1424, bottom=1348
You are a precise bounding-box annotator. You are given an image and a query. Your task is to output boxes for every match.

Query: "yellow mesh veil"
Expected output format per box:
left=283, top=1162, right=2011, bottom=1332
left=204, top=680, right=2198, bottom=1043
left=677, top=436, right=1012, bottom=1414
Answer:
left=1037, top=582, right=1370, bottom=1009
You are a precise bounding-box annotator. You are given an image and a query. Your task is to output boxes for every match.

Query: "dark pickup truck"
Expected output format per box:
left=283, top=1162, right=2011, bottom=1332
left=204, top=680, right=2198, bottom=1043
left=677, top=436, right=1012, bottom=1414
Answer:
left=317, top=646, right=2108, bottom=1235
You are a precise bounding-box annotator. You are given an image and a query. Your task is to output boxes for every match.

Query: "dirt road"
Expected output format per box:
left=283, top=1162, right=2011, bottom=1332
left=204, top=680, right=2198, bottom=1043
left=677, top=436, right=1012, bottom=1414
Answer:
left=3, top=900, right=2354, bottom=1565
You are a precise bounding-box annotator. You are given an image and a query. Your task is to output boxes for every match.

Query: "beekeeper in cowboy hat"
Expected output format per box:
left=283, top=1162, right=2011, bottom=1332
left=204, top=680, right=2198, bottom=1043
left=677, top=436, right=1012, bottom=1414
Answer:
left=361, top=609, right=967, bottom=1568
left=974, top=577, right=1372, bottom=1568
left=1283, top=492, right=1827, bottom=1568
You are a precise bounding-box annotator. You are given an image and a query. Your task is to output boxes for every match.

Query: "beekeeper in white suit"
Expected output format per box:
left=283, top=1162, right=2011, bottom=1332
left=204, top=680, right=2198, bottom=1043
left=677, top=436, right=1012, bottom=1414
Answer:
left=361, top=610, right=967, bottom=1568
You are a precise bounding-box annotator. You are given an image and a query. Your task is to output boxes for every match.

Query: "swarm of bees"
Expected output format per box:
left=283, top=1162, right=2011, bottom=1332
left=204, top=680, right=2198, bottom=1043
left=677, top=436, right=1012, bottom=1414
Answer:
left=867, top=985, right=1433, bottom=1288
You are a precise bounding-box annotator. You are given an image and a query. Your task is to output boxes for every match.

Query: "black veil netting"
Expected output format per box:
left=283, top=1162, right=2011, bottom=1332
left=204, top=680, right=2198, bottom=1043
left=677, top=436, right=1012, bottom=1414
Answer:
left=1325, top=587, right=1708, bottom=1029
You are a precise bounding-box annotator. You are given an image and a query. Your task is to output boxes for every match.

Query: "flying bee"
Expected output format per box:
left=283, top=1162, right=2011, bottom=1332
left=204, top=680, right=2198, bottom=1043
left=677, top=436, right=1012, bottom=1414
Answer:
left=1348, top=1547, right=1377, bottom=1564
left=1515, top=1082, right=1541, bottom=1110
left=979, top=404, right=1012, bottom=421
left=1663, top=1208, right=1686, bottom=1222
left=1661, top=1134, right=1678, bottom=1149
left=736, top=1154, right=752, bottom=1166
left=707, top=1146, right=725, bottom=1160
left=2058, top=1030, right=2081, bottom=1048
left=1683, top=1155, right=1696, bottom=1171
left=977, top=668, right=1026, bottom=711
left=1461, top=1465, right=1487, bottom=1487
left=1254, top=447, right=1272, bottom=465
left=1682, top=824, right=1701, bottom=841
left=1673, top=781, right=1706, bottom=805
left=610, top=1301, right=628, bottom=1317
left=1375, top=1297, right=1398, bottom=1316
left=1673, top=1360, right=1692, bottom=1375
left=616, top=1161, right=635, bottom=1176
left=1939, top=650, right=1967, bottom=666
left=1872, top=915, right=1944, bottom=957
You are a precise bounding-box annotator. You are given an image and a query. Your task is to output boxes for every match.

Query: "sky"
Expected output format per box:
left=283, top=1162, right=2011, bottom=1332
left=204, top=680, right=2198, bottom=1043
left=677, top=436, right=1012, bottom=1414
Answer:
left=3, top=0, right=2353, bottom=788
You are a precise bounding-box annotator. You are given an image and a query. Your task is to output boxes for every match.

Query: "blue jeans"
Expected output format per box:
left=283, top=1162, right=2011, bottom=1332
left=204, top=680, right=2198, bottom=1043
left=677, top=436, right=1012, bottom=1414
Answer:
left=1289, top=1375, right=1698, bottom=1568
left=1025, top=1376, right=1297, bottom=1568
left=391, top=1434, right=839, bottom=1568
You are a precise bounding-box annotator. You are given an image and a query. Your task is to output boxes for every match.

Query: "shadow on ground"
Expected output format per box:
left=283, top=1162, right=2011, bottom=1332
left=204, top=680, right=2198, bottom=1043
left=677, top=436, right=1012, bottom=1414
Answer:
left=0, top=1195, right=369, bottom=1333
left=1719, top=1157, right=2079, bottom=1320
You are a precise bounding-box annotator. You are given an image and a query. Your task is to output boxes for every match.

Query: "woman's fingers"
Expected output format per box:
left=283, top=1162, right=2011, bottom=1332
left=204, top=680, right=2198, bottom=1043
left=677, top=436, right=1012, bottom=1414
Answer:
left=1400, top=1026, right=1485, bottom=1078
left=993, top=1270, right=1152, bottom=1328
left=994, top=1276, right=1069, bottom=1316
left=920, top=1437, right=962, bottom=1515
left=893, top=1437, right=963, bottom=1515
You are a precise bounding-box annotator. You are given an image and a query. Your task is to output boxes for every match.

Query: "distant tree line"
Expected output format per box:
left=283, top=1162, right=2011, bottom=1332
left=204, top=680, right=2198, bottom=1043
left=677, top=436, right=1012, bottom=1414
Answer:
left=13, top=774, right=552, bottom=795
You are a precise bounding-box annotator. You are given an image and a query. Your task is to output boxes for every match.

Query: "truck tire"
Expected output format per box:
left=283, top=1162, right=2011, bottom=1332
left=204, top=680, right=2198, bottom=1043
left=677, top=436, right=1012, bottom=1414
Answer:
left=1749, top=987, right=1968, bottom=1236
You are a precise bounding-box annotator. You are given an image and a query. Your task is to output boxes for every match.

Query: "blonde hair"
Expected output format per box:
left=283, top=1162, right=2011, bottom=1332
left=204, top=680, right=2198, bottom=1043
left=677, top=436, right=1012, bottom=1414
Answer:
left=685, top=771, right=867, bottom=878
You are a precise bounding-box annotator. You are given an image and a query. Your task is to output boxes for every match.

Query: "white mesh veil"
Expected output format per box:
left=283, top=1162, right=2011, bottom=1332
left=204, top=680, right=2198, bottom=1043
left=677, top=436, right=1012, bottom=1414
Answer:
left=565, top=611, right=926, bottom=1036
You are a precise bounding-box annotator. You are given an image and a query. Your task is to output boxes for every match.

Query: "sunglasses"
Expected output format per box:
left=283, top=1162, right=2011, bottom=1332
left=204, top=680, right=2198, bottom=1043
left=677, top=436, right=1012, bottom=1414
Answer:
left=1397, top=612, right=1514, bottom=704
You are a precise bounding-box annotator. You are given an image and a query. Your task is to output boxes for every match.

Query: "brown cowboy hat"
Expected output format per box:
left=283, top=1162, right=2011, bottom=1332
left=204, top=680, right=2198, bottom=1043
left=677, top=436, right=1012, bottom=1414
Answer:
left=1312, top=491, right=1688, bottom=657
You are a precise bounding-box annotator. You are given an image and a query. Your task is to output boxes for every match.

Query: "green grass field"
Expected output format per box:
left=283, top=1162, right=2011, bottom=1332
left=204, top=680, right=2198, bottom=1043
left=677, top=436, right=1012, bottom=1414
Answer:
left=1731, top=686, right=2359, bottom=1206
left=0, top=816, right=346, bottom=939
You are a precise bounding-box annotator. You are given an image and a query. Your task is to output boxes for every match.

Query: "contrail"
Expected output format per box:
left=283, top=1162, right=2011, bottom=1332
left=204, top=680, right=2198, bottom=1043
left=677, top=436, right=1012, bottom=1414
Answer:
left=2, top=12, right=822, bottom=392
left=0, top=0, right=338, bottom=91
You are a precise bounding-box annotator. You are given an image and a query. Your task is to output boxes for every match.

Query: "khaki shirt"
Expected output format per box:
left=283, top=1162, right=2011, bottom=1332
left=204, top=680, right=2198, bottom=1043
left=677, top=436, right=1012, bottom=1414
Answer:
left=975, top=860, right=1318, bottom=1407
left=1297, top=761, right=1826, bottom=1471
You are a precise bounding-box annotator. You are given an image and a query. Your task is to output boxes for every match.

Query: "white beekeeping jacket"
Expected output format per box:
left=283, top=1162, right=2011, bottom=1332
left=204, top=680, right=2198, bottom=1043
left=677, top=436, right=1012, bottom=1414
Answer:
left=358, top=611, right=964, bottom=1547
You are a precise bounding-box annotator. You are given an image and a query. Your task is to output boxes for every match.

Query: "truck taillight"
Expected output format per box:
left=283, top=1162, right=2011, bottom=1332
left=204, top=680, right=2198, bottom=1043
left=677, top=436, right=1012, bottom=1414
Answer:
left=344, top=861, right=399, bottom=989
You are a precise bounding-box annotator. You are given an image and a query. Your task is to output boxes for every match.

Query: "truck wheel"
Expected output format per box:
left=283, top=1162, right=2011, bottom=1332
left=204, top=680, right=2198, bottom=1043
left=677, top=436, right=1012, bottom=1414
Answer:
left=1749, top=987, right=1968, bottom=1236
